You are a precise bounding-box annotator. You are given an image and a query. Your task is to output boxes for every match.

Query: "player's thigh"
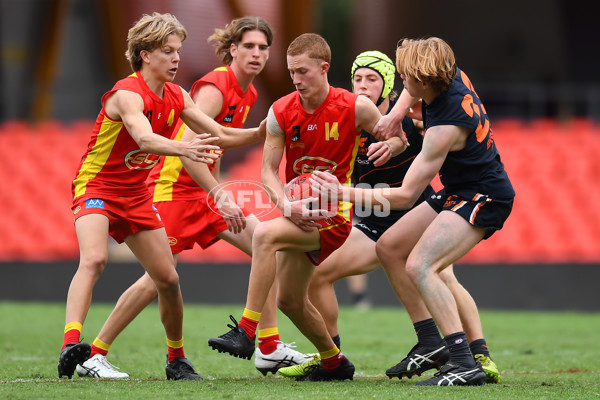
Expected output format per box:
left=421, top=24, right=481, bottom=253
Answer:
left=217, top=214, right=259, bottom=256
left=125, top=228, right=177, bottom=282
left=74, top=213, right=110, bottom=260
left=378, top=202, right=437, bottom=258
left=276, top=251, right=316, bottom=300
left=314, top=227, right=378, bottom=283
left=410, top=210, right=486, bottom=273
left=255, top=216, right=320, bottom=253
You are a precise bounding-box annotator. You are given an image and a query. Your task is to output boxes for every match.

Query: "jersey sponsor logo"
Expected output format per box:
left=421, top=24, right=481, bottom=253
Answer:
left=223, top=105, right=237, bottom=123
left=85, top=199, right=105, bottom=209
left=292, top=156, right=337, bottom=175
left=291, top=125, right=301, bottom=142
left=307, top=123, right=317, bottom=131
left=124, top=149, right=161, bottom=170
left=168, top=237, right=177, bottom=246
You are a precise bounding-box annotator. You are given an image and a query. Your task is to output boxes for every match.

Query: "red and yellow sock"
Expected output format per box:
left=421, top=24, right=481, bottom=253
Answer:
left=239, top=309, right=261, bottom=341
left=320, top=346, right=344, bottom=370
left=167, top=337, right=185, bottom=363
left=90, top=337, right=111, bottom=358
left=257, top=327, right=280, bottom=355
left=62, top=322, right=82, bottom=350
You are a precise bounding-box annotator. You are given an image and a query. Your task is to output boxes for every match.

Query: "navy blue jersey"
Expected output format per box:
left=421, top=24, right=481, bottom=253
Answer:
left=423, top=69, right=515, bottom=199
left=353, top=104, right=424, bottom=188
left=353, top=101, right=432, bottom=224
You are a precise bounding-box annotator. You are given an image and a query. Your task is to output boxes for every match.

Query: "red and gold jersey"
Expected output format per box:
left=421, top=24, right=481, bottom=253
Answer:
left=72, top=71, right=184, bottom=199
left=150, top=65, right=257, bottom=202
left=271, top=86, right=361, bottom=219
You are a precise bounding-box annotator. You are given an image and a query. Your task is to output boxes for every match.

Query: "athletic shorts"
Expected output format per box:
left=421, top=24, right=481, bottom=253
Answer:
left=155, top=196, right=251, bottom=254
left=355, top=185, right=435, bottom=241
left=306, top=214, right=352, bottom=266
left=72, top=192, right=163, bottom=243
left=426, top=189, right=514, bottom=239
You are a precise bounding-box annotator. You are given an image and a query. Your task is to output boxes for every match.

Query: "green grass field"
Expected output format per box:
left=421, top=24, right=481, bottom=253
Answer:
left=1, top=301, right=598, bottom=399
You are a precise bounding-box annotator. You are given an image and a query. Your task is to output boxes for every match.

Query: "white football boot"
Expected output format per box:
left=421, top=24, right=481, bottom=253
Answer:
left=76, top=354, right=129, bottom=379
left=255, top=341, right=318, bottom=376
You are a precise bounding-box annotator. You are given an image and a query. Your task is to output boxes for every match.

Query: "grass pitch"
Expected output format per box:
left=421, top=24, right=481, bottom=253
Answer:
left=0, top=301, right=598, bottom=399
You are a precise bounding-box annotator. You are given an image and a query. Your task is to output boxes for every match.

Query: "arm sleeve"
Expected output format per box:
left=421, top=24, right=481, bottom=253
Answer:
left=266, top=106, right=285, bottom=137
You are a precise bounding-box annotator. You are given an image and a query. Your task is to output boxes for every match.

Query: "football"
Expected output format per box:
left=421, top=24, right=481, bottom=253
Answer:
left=284, top=173, right=315, bottom=201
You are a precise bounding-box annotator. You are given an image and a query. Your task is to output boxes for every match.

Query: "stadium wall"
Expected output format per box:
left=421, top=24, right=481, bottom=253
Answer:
left=2, top=262, right=598, bottom=311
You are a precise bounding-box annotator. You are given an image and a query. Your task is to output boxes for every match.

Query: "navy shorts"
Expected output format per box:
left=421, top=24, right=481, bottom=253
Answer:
left=426, top=189, right=514, bottom=239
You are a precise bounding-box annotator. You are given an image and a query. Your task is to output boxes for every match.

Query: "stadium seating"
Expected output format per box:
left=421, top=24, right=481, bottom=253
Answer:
left=0, top=118, right=598, bottom=264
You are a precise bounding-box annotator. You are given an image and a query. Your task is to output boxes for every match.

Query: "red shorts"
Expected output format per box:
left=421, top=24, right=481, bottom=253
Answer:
left=155, top=196, right=251, bottom=254
left=307, top=214, right=352, bottom=265
left=72, top=192, right=163, bottom=243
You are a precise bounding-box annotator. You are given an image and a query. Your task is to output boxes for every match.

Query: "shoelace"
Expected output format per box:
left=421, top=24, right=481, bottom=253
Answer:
left=276, top=341, right=319, bottom=359
left=220, top=315, right=242, bottom=338
left=98, top=356, right=123, bottom=371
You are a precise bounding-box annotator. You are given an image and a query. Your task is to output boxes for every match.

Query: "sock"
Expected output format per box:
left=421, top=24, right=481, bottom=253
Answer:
left=257, top=327, right=280, bottom=355
left=320, top=346, right=343, bottom=370
left=167, top=337, right=185, bottom=363
left=444, top=331, right=476, bottom=368
left=414, top=318, right=443, bottom=348
left=239, top=309, right=261, bottom=341
left=352, top=292, right=365, bottom=305
left=62, top=322, right=82, bottom=350
left=331, top=334, right=341, bottom=350
left=469, top=338, right=491, bottom=358
left=90, top=337, right=111, bottom=358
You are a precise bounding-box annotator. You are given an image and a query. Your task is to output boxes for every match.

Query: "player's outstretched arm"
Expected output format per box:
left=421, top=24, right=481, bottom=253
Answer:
left=106, top=89, right=220, bottom=159
left=373, top=88, right=418, bottom=140
left=179, top=89, right=265, bottom=149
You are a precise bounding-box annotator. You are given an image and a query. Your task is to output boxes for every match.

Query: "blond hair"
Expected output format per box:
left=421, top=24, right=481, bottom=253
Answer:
left=125, top=12, right=187, bottom=72
left=395, top=37, right=457, bottom=93
left=287, top=33, right=331, bottom=64
left=208, top=16, right=273, bottom=65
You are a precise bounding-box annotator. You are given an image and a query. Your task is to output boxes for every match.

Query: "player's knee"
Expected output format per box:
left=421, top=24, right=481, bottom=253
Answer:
left=276, top=293, right=301, bottom=316
left=79, top=251, right=108, bottom=277
left=153, top=270, right=180, bottom=294
left=375, top=234, right=395, bottom=264
left=404, top=257, right=421, bottom=284
left=439, top=267, right=457, bottom=286
left=252, top=221, right=278, bottom=250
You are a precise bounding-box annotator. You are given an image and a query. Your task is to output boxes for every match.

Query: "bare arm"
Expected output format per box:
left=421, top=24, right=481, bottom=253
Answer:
left=180, top=83, right=246, bottom=233
left=367, top=135, right=407, bottom=167
left=103, top=90, right=220, bottom=161
left=313, top=124, right=466, bottom=210
left=262, top=131, right=325, bottom=231
left=179, top=88, right=265, bottom=149
left=372, top=88, right=419, bottom=140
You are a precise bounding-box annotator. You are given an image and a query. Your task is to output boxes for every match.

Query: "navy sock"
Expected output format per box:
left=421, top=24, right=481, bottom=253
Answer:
left=444, top=331, right=476, bottom=367
left=469, top=338, right=491, bottom=358
left=414, top=318, right=443, bottom=348
left=332, top=334, right=341, bottom=350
